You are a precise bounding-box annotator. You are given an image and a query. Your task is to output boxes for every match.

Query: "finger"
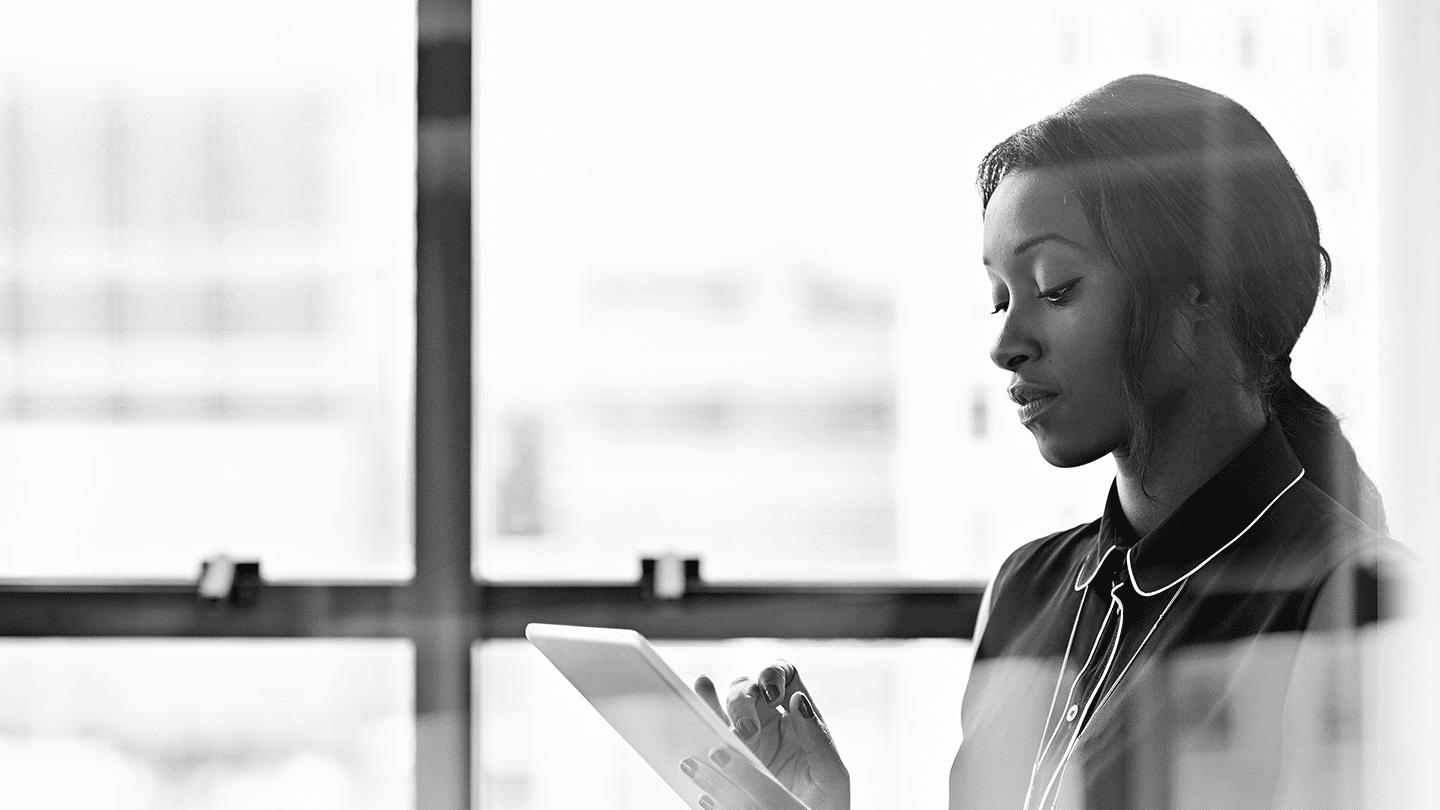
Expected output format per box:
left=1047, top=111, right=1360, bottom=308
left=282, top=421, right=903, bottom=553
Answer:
left=694, top=675, right=728, bottom=724
left=758, top=661, right=827, bottom=721
left=787, top=691, right=842, bottom=760
left=680, top=755, right=760, bottom=810
left=787, top=672, right=826, bottom=721
left=756, top=660, right=796, bottom=708
left=724, top=677, right=766, bottom=742
left=705, top=746, right=811, bottom=810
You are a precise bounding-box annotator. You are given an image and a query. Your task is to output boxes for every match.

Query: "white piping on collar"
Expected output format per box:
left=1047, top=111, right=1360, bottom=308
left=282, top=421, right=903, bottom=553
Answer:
left=1032, top=584, right=1120, bottom=775
left=1091, top=579, right=1186, bottom=716
left=1030, top=581, right=1087, bottom=788
left=1126, top=468, right=1306, bottom=598
left=1034, top=584, right=1126, bottom=810
left=1072, top=543, right=1117, bottom=591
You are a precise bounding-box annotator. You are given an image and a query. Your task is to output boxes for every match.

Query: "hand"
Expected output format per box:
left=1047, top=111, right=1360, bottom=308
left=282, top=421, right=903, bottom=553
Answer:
left=684, top=660, right=850, bottom=810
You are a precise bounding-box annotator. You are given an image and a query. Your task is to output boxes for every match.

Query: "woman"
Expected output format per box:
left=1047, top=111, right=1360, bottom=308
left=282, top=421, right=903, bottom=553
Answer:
left=682, top=74, right=1410, bottom=810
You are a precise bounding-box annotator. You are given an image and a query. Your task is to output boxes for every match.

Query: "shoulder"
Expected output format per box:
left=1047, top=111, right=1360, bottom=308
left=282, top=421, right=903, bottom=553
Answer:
left=989, top=520, right=1099, bottom=604
left=1246, top=477, right=1419, bottom=627
left=1288, top=479, right=1411, bottom=575
left=973, top=520, right=1098, bottom=658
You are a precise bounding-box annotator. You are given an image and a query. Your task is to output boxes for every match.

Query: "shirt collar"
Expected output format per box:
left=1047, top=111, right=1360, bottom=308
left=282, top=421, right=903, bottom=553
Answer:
left=1074, top=422, right=1306, bottom=596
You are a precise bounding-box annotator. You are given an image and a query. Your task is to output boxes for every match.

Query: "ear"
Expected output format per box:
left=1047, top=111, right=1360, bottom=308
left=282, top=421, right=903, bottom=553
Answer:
left=1183, top=282, right=1223, bottom=324
left=1165, top=284, right=1221, bottom=367
left=1174, top=283, right=1249, bottom=377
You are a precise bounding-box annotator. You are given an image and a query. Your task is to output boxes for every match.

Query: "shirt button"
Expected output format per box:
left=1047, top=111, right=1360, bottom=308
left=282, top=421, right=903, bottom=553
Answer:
left=1066, top=704, right=1078, bottom=721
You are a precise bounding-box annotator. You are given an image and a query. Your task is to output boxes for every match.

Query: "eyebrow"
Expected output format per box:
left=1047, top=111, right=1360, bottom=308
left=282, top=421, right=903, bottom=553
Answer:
left=982, top=232, right=1090, bottom=265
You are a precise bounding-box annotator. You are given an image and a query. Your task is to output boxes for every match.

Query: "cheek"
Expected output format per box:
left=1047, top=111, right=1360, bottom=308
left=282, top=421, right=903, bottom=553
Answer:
left=1065, top=318, right=1128, bottom=394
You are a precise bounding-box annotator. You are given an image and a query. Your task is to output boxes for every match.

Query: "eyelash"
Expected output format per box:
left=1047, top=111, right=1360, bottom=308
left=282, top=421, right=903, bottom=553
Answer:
left=1039, top=279, right=1079, bottom=305
left=990, top=280, right=1080, bottom=314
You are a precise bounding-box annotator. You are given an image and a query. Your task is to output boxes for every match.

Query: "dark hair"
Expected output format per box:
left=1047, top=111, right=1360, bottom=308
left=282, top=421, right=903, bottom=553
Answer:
left=976, top=74, right=1386, bottom=533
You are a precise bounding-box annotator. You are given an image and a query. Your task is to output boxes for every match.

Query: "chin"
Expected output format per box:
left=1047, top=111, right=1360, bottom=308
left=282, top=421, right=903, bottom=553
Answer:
left=1030, top=429, right=1113, bottom=469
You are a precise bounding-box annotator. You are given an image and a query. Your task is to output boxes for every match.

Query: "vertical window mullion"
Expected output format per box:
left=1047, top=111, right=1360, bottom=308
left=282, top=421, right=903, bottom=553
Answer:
left=416, top=2, right=474, bottom=805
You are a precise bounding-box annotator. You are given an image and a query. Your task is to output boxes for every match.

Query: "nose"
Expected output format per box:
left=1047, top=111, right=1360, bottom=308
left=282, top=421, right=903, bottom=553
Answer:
left=989, top=307, right=1040, bottom=371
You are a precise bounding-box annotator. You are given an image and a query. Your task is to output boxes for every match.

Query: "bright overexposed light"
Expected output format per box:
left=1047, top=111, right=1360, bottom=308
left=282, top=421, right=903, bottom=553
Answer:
left=0, top=0, right=416, bottom=579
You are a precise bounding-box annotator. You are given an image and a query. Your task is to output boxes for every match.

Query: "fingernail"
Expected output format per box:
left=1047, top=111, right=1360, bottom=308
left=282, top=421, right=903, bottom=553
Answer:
left=680, top=758, right=698, bottom=778
left=698, top=796, right=715, bottom=810
left=710, top=748, right=732, bottom=767
left=798, top=694, right=815, bottom=720
left=735, top=718, right=758, bottom=739
left=762, top=684, right=779, bottom=703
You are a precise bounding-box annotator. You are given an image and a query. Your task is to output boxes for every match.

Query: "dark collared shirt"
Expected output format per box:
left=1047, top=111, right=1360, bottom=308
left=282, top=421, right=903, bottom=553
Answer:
left=949, top=424, right=1410, bottom=810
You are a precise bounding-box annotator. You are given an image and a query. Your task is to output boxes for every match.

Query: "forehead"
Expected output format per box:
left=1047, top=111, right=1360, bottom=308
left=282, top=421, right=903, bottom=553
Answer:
left=982, top=169, right=1100, bottom=258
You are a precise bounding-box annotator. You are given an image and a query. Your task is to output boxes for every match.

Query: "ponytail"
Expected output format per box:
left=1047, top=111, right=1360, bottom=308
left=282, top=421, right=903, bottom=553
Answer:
left=1270, top=370, right=1388, bottom=535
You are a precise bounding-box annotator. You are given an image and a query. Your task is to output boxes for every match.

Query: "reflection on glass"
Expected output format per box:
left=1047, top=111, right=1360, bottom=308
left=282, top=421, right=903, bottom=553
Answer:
left=0, top=640, right=412, bottom=810
left=474, top=0, right=1378, bottom=582
left=0, top=0, right=416, bottom=579
left=482, top=622, right=1412, bottom=810
left=476, top=639, right=970, bottom=810
left=955, top=632, right=1376, bottom=809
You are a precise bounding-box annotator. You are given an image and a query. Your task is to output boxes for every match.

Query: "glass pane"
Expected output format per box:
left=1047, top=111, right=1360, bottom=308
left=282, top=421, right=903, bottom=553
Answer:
left=0, top=0, right=416, bottom=579
left=474, top=0, right=1378, bottom=581
left=0, top=640, right=412, bottom=810
left=476, top=639, right=970, bottom=810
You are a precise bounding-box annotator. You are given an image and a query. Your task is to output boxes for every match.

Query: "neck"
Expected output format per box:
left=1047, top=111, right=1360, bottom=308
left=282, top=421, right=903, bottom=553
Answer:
left=1112, top=387, right=1267, bottom=537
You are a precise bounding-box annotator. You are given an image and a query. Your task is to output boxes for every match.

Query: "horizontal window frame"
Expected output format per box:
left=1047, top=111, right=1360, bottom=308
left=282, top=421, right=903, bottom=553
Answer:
left=0, top=582, right=984, bottom=640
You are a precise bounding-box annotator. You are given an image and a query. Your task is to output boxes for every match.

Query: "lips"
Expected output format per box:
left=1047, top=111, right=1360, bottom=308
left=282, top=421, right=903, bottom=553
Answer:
left=1008, top=382, right=1059, bottom=425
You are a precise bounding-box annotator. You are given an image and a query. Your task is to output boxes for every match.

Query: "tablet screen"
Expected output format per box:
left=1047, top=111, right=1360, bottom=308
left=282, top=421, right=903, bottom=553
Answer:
left=525, top=623, right=807, bottom=810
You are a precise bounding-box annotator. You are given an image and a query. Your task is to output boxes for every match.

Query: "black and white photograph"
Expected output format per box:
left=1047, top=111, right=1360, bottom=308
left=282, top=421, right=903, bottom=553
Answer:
left=0, top=1, right=1434, bottom=808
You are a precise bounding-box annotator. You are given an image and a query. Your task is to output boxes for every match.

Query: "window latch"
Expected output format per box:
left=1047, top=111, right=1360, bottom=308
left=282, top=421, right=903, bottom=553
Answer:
left=197, top=555, right=263, bottom=608
left=640, top=554, right=701, bottom=600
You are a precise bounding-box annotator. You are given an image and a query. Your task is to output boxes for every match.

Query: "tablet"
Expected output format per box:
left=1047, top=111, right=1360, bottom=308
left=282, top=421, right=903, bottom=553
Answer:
left=525, top=623, right=809, bottom=810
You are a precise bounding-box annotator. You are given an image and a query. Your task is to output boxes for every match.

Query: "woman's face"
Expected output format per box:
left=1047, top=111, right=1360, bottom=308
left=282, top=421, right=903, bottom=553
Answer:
left=982, top=169, right=1134, bottom=467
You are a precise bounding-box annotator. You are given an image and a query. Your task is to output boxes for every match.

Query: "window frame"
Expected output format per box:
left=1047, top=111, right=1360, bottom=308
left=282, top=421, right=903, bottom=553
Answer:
left=0, top=2, right=980, bottom=807
left=5, top=1, right=1436, bottom=806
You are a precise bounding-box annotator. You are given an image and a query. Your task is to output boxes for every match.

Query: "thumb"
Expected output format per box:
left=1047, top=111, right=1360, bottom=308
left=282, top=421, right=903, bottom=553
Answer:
left=787, top=691, right=839, bottom=757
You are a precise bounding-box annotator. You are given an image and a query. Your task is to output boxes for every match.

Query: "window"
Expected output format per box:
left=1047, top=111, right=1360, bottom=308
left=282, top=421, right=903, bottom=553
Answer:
left=0, top=1, right=1406, bottom=809
left=471, top=1, right=1387, bottom=807
left=0, top=640, right=411, bottom=810
left=0, top=0, right=416, bottom=580
left=472, top=0, right=1381, bottom=585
